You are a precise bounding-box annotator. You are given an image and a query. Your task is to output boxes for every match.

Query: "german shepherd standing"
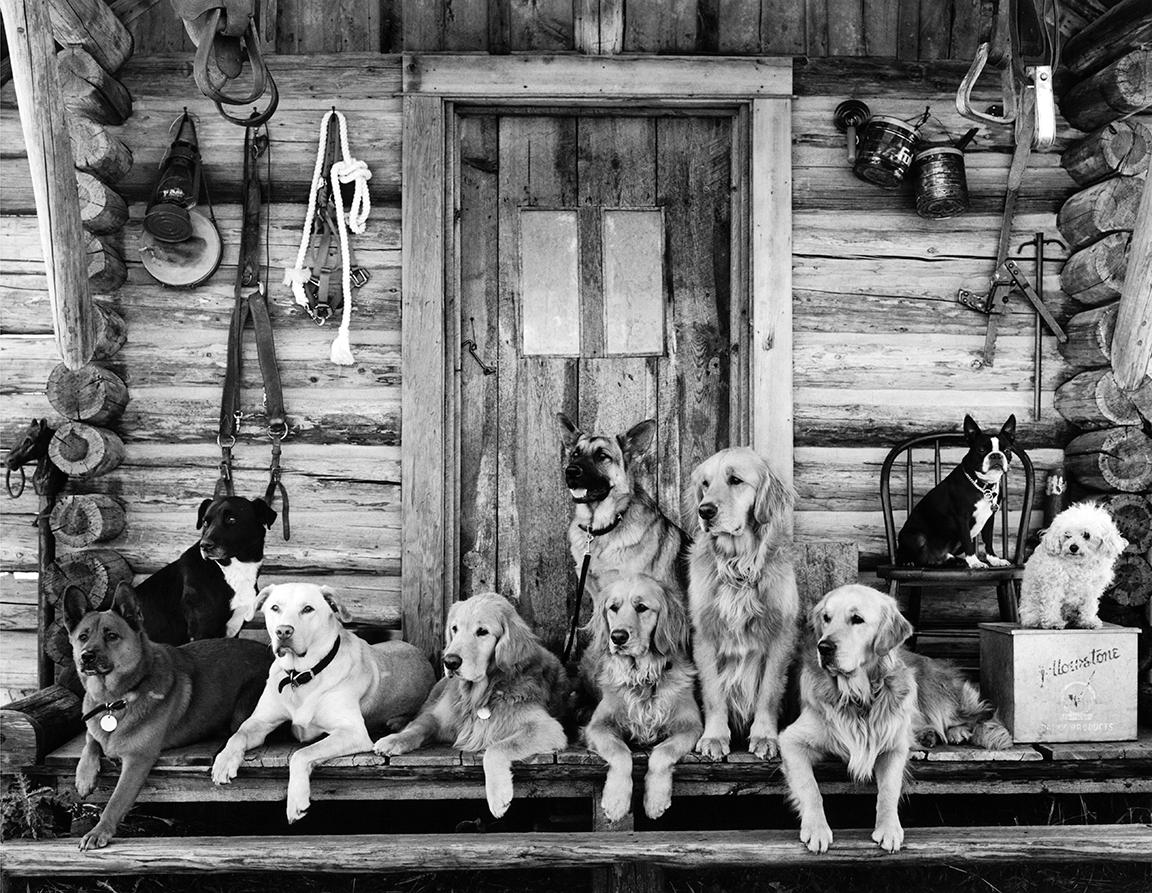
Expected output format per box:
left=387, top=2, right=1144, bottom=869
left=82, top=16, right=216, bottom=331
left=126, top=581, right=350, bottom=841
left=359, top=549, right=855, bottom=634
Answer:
left=558, top=415, right=691, bottom=601
left=64, top=583, right=270, bottom=850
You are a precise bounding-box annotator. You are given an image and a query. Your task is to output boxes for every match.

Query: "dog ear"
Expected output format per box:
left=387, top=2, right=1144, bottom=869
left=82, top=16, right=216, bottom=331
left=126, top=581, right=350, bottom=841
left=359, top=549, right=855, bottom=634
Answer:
left=319, top=585, right=353, bottom=623
left=1039, top=526, right=1062, bottom=555
left=618, top=419, right=656, bottom=464
left=252, top=498, right=278, bottom=530
left=494, top=601, right=536, bottom=672
left=444, top=600, right=462, bottom=647
left=111, top=582, right=143, bottom=631
left=196, top=497, right=214, bottom=530
left=1099, top=517, right=1128, bottom=557
left=808, top=596, right=828, bottom=637
left=63, top=586, right=90, bottom=631
left=557, top=413, right=582, bottom=450
left=999, top=414, right=1017, bottom=444
left=962, top=414, right=981, bottom=443
left=873, top=601, right=914, bottom=657
left=754, top=461, right=795, bottom=528
left=254, top=584, right=277, bottom=615
left=652, top=587, right=690, bottom=657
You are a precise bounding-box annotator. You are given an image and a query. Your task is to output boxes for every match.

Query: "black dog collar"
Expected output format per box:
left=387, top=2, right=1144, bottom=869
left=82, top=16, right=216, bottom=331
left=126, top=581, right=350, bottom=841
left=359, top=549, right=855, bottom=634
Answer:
left=279, top=636, right=341, bottom=692
left=82, top=699, right=128, bottom=732
left=578, top=515, right=622, bottom=538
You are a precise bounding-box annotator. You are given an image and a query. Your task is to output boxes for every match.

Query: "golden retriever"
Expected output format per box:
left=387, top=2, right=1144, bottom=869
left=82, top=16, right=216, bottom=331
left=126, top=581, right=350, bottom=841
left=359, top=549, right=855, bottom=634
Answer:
left=372, top=592, right=568, bottom=818
left=581, top=574, right=702, bottom=822
left=688, top=447, right=799, bottom=760
left=779, top=584, right=1012, bottom=854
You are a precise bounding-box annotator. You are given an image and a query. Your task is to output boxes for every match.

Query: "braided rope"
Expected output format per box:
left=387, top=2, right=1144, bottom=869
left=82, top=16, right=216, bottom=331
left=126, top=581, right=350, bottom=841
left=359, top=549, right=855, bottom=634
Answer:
left=283, top=109, right=333, bottom=308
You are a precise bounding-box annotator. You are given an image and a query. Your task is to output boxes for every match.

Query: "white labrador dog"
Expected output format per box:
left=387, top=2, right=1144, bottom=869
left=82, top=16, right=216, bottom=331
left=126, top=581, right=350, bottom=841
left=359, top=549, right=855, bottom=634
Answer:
left=211, top=582, right=434, bottom=822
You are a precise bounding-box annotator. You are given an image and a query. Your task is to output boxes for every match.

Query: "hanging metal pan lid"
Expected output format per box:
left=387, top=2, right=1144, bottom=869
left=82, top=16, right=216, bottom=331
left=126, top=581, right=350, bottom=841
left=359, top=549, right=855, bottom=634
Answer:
left=139, top=207, right=223, bottom=288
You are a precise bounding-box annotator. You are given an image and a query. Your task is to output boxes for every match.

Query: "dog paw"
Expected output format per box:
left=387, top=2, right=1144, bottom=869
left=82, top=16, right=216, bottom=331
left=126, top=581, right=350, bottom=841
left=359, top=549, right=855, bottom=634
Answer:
left=695, top=735, right=730, bottom=760
left=799, top=817, right=833, bottom=854
left=963, top=555, right=984, bottom=569
left=74, top=762, right=99, bottom=799
left=984, top=555, right=1011, bottom=568
left=485, top=769, right=514, bottom=819
left=643, top=773, right=672, bottom=820
left=749, top=736, right=779, bottom=760
left=372, top=733, right=411, bottom=757
left=1075, top=616, right=1103, bottom=630
left=211, top=749, right=242, bottom=785
left=601, top=777, right=633, bottom=824
left=873, top=819, right=904, bottom=853
left=286, top=778, right=311, bottom=824
left=78, top=822, right=114, bottom=851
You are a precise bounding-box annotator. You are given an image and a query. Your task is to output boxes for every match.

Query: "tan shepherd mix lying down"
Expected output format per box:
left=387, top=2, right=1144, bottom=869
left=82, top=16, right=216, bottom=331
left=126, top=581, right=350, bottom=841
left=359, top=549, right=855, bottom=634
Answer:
left=581, top=573, right=702, bottom=822
left=780, top=585, right=1012, bottom=854
left=688, top=447, right=799, bottom=761
left=374, top=592, right=568, bottom=818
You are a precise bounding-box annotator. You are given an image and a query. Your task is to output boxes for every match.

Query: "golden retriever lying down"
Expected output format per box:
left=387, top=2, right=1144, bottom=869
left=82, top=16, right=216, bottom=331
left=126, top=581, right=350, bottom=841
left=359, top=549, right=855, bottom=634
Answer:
left=373, top=592, right=568, bottom=818
left=779, top=584, right=1011, bottom=854
left=581, top=574, right=702, bottom=822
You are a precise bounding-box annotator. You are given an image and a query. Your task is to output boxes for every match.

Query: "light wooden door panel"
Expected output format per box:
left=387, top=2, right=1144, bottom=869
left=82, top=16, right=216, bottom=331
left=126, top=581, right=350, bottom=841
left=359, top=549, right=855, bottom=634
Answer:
left=458, top=112, right=739, bottom=650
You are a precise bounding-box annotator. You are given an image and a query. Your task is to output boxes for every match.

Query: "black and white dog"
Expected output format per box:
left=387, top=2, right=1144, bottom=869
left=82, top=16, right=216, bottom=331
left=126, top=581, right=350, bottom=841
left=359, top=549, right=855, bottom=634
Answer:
left=135, top=496, right=277, bottom=644
left=896, top=415, right=1017, bottom=568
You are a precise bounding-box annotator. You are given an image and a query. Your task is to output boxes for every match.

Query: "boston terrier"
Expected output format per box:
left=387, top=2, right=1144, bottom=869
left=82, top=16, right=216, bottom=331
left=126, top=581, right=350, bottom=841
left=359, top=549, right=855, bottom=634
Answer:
left=896, top=415, right=1017, bottom=568
left=135, top=495, right=278, bottom=645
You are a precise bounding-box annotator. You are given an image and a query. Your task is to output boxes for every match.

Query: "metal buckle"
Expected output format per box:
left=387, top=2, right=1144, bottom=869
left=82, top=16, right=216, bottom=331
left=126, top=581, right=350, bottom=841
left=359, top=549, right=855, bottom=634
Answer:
left=350, top=267, right=370, bottom=288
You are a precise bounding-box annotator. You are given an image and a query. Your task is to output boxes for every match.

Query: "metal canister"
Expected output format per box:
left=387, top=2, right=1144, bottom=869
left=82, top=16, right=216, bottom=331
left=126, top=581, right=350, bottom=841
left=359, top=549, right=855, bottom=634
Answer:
left=853, top=115, right=920, bottom=187
left=913, top=146, right=969, bottom=219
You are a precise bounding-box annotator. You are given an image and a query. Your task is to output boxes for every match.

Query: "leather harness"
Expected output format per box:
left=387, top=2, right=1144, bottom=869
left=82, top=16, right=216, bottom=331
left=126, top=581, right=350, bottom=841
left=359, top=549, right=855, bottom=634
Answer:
left=216, top=121, right=290, bottom=539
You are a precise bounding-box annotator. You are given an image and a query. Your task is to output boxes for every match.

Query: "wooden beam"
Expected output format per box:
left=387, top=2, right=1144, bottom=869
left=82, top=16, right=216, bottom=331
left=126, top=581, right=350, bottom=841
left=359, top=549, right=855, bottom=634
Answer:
left=751, top=97, right=794, bottom=529
left=400, top=94, right=447, bottom=663
left=107, top=0, right=164, bottom=26
left=1112, top=174, right=1152, bottom=389
left=2, top=0, right=97, bottom=370
left=3, top=826, right=1150, bottom=877
left=1062, top=0, right=1152, bottom=79
left=46, top=0, right=133, bottom=74
left=403, top=54, right=793, bottom=98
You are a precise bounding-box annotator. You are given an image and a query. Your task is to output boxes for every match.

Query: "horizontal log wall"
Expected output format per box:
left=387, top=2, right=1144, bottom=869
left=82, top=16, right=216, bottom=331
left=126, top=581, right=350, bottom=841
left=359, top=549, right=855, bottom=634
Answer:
left=0, top=51, right=1111, bottom=699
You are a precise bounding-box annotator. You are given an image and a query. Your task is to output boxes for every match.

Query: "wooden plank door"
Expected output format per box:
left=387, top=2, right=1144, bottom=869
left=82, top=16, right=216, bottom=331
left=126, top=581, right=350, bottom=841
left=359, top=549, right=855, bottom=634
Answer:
left=457, top=112, right=741, bottom=650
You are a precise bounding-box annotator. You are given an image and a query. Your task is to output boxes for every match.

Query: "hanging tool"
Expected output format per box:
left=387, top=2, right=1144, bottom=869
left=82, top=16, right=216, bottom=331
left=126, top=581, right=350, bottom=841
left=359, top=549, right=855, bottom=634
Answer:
left=1016, top=233, right=1066, bottom=417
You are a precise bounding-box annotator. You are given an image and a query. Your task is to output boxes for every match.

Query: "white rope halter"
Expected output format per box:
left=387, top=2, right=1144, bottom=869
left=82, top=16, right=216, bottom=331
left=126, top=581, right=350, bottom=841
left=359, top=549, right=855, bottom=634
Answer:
left=285, top=108, right=372, bottom=365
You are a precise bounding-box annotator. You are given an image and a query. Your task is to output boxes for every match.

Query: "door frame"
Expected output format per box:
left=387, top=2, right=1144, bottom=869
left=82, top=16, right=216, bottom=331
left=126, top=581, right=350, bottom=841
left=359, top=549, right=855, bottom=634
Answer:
left=400, top=53, right=793, bottom=660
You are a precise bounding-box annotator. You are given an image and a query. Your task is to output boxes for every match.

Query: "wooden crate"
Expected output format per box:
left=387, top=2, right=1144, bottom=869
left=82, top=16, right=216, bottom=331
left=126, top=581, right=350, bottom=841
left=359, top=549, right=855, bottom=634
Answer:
left=980, top=622, right=1140, bottom=743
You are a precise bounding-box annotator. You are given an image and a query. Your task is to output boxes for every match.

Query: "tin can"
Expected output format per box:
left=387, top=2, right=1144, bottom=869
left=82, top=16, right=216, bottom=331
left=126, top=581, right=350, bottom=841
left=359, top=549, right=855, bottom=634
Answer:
left=913, top=146, right=969, bottom=218
left=853, top=116, right=920, bottom=187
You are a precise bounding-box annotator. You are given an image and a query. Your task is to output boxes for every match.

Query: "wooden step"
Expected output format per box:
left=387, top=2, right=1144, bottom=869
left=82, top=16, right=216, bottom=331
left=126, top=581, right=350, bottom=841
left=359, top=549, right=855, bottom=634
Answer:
left=2, top=826, right=1150, bottom=879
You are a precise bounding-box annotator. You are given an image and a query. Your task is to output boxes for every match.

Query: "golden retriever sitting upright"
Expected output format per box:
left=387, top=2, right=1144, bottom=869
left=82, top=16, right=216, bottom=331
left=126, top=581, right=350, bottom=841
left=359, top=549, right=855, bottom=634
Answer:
left=373, top=593, right=568, bottom=818
left=688, top=447, right=799, bottom=760
left=779, top=585, right=1012, bottom=854
left=582, top=574, right=702, bottom=822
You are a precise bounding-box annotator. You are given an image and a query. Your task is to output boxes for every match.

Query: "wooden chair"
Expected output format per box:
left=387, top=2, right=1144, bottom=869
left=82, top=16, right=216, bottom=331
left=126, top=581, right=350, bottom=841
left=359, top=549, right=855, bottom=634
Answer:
left=876, top=432, right=1035, bottom=641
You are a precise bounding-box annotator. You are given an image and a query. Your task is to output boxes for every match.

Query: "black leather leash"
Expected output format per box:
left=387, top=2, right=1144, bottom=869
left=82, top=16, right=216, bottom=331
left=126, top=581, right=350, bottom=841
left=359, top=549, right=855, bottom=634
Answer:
left=561, top=514, right=621, bottom=663
left=216, top=119, right=290, bottom=539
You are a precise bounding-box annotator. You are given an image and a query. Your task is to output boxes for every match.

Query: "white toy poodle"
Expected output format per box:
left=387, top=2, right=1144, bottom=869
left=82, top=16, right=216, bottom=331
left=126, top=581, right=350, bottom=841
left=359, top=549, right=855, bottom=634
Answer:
left=1019, top=502, right=1127, bottom=630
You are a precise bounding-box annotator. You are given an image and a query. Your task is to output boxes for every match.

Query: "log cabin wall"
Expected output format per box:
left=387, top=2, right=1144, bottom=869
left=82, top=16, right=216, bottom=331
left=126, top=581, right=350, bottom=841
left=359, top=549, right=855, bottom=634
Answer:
left=0, top=0, right=1136, bottom=699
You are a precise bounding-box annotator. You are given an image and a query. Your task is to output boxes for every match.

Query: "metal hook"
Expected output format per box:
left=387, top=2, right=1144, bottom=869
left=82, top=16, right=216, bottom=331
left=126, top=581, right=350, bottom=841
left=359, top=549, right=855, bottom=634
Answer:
left=462, top=339, right=496, bottom=376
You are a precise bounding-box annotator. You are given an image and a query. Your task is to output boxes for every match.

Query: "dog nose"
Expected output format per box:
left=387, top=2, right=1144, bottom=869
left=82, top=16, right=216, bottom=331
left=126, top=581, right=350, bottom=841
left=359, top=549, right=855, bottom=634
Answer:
left=565, top=464, right=581, bottom=482
left=817, top=639, right=836, bottom=657
left=698, top=502, right=717, bottom=521
left=275, top=625, right=294, bottom=640
left=80, top=650, right=96, bottom=665
left=1069, top=543, right=1079, bottom=554
left=443, top=653, right=462, bottom=672
left=610, top=629, right=630, bottom=646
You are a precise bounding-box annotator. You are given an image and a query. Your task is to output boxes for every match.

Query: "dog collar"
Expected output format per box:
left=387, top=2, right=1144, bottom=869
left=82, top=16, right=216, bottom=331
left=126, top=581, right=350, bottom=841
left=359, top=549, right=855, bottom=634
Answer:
left=279, top=636, right=341, bottom=692
left=963, top=470, right=1002, bottom=498
left=578, top=515, right=622, bottom=538
left=82, top=699, right=128, bottom=732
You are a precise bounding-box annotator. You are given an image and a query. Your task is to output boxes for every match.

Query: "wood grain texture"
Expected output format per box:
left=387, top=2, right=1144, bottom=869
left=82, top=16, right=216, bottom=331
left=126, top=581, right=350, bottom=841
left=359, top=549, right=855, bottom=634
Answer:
left=401, top=95, right=447, bottom=662
left=1111, top=174, right=1152, bottom=389
left=46, top=0, right=133, bottom=73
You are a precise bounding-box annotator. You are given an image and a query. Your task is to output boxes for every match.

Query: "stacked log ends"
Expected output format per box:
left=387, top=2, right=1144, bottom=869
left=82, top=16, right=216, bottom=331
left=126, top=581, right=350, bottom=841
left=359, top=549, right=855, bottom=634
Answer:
left=1057, top=175, right=1144, bottom=251
left=47, top=362, right=129, bottom=425
left=48, top=420, right=125, bottom=477
left=0, top=684, right=82, bottom=772
left=94, top=302, right=127, bottom=359
left=1128, top=375, right=1152, bottom=423
left=86, top=234, right=128, bottom=294
left=1060, top=48, right=1152, bottom=133
left=1059, top=231, right=1130, bottom=305
left=1062, top=0, right=1152, bottom=80
left=42, top=548, right=132, bottom=613
left=1062, top=120, right=1150, bottom=185
left=45, top=0, right=133, bottom=74
left=57, top=47, right=131, bottom=125
left=49, top=494, right=127, bottom=547
left=1055, top=368, right=1143, bottom=429
left=1059, top=304, right=1119, bottom=368
left=69, top=116, right=132, bottom=183
left=1101, top=494, right=1152, bottom=555
left=76, top=170, right=129, bottom=234
left=1064, top=427, right=1152, bottom=492
left=1106, top=554, right=1152, bottom=608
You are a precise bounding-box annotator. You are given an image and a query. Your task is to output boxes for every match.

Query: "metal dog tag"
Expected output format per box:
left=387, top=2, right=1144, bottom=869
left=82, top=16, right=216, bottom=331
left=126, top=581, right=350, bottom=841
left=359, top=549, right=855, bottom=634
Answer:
left=476, top=707, right=491, bottom=721
left=100, top=713, right=118, bottom=732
